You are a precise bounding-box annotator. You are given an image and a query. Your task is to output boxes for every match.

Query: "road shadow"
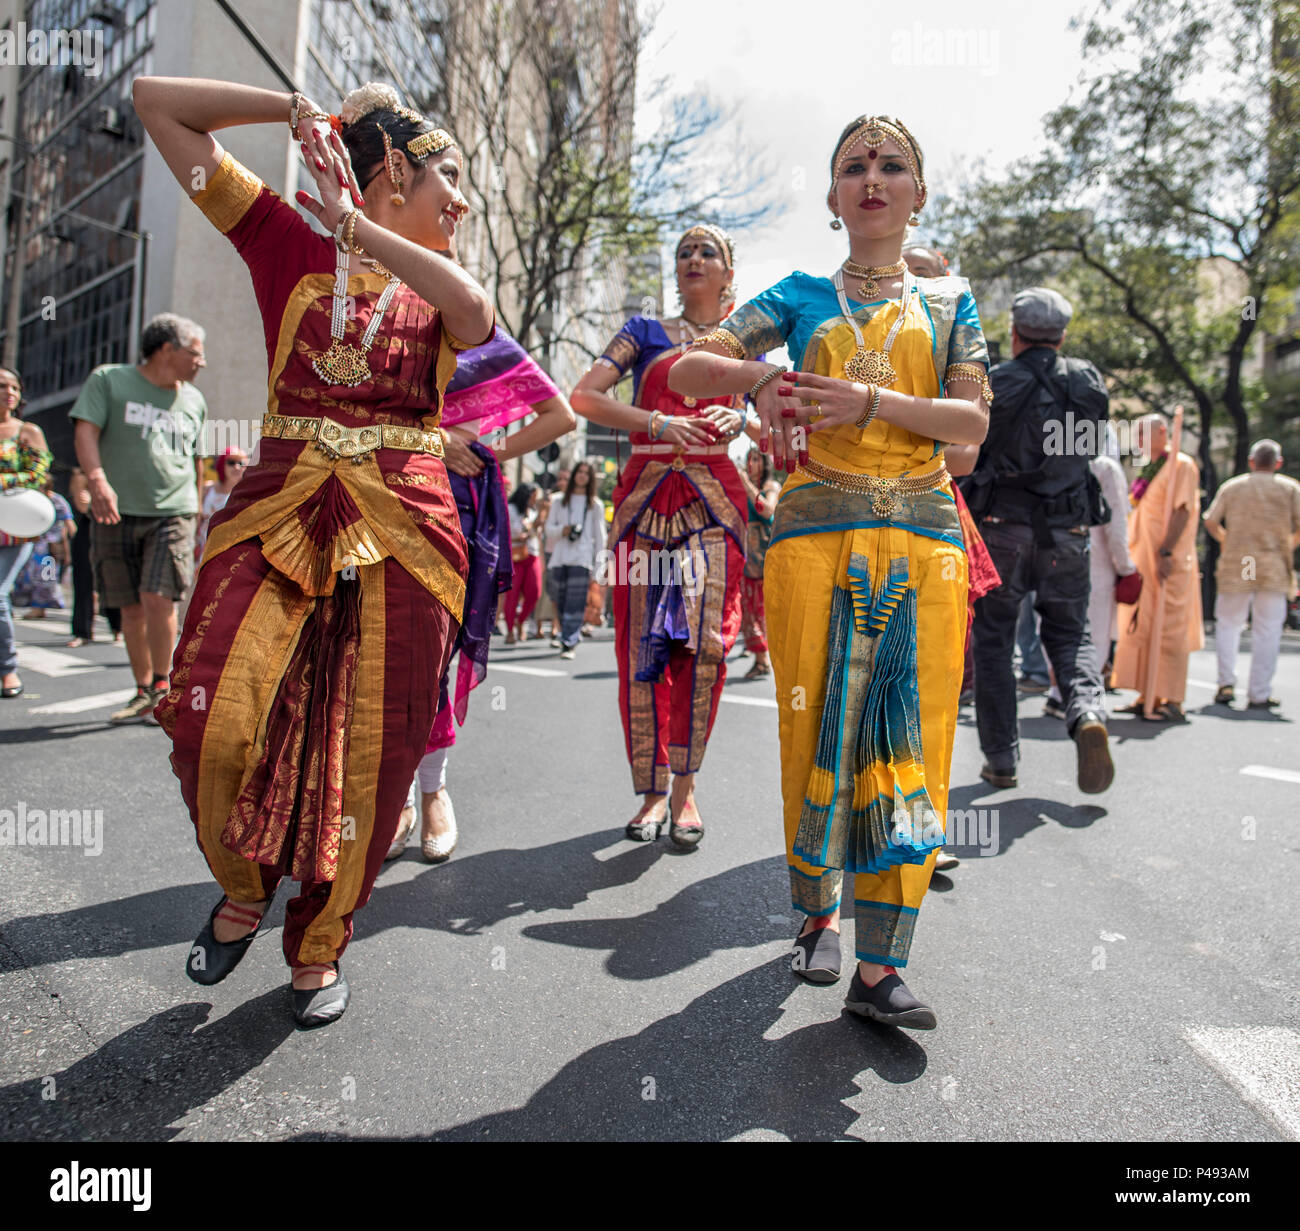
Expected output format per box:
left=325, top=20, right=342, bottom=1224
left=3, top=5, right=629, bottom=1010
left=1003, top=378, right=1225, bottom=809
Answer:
left=520, top=855, right=791, bottom=979
left=944, top=783, right=1107, bottom=858
left=1191, top=703, right=1291, bottom=723
left=2, top=829, right=672, bottom=968
left=362, top=828, right=671, bottom=940
left=1, top=881, right=226, bottom=969
left=291, top=960, right=930, bottom=1141
left=0, top=990, right=293, bottom=1141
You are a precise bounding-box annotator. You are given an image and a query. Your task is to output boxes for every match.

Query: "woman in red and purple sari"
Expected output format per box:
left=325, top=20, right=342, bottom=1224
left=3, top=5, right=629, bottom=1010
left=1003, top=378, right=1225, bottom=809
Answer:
left=135, top=76, right=494, bottom=1027
left=571, top=225, right=751, bottom=849
left=387, top=329, right=575, bottom=863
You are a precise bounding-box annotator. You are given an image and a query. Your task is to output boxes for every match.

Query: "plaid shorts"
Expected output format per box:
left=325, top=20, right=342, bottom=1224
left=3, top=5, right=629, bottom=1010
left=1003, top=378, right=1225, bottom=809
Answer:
left=91, top=514, right=196, bottom=606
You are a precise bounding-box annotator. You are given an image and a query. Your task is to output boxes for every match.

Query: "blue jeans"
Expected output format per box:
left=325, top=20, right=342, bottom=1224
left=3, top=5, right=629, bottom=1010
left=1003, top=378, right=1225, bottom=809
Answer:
left=1016, top=591, right=1049, bottom=682
left=0, top=543, right=34, bottom=675
left=547, top=564, right=590, bottom=648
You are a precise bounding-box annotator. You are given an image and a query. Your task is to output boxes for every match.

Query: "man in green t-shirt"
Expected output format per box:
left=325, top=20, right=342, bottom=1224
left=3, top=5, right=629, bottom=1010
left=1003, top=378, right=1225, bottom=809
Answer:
left=72, top=313, right=208, bottom=723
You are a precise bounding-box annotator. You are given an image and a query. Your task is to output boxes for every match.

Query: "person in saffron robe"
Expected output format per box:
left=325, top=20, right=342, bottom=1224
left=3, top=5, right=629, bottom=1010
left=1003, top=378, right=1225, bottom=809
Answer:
left=1112, top=413, right=1203, bottom=720
left=671, top=116, right=990, bottom=1029
left=387, top=328, right=575, bottom=863
left=570, top=224, right=752, bottom=849
left=135, top=76, right=494, bottom=1027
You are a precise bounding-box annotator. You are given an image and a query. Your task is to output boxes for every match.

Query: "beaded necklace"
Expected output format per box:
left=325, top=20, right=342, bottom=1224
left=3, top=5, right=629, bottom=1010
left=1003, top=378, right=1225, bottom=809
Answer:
left=832, top=267, right=913, bottom=388
left=311, top=251, right=402, bottom=388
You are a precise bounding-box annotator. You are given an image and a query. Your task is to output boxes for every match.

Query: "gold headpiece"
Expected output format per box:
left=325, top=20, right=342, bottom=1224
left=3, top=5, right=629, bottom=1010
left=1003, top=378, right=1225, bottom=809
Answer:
left=832, top=116, right=926, bottom=207
left=339, top=82, right=457, bottom=161
left=677, top=224, right=734, bottom=270
left=406, top=128, right=456, bottom=159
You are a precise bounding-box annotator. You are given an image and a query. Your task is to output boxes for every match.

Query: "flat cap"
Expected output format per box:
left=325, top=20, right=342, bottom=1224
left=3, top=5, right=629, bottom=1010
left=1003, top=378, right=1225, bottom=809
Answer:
left=1012, top=286, right=1073, bottom=340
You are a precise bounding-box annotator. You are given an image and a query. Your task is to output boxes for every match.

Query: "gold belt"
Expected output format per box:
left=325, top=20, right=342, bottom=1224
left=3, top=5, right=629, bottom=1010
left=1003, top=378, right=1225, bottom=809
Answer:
left=798, top=458, right=949, bottom=517
left=261, top=414, right=445, bottom=463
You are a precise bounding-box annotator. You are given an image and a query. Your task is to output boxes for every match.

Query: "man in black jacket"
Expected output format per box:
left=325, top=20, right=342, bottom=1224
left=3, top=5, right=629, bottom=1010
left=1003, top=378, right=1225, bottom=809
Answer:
left=966, top=288, right=1113, bottom=794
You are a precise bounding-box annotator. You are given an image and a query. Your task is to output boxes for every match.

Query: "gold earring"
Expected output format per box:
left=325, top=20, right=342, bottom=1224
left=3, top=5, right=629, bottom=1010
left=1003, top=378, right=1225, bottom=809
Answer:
left=908, top=212, right=921, bottom=226
left=830, top=216, right=842, bottom=230
left=380, top=127, right=405, bottom=206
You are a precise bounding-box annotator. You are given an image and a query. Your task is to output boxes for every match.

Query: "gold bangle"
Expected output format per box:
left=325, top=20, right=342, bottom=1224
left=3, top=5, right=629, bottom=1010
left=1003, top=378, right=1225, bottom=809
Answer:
left=343, top=209, right=361, bottom=254
left=290, top=91, right=329, bottom=142
left=748, top=365, right=787, bottom=400
left=854, top=384, right=881, bottom=429
left=945, top=362, right=994, bottom=406
left=692, top=328, right=746, bottom=360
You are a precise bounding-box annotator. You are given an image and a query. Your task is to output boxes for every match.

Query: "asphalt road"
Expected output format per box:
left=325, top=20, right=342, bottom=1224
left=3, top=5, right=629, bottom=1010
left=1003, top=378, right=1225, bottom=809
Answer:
left=1, top=609, right=1297, bottom=1142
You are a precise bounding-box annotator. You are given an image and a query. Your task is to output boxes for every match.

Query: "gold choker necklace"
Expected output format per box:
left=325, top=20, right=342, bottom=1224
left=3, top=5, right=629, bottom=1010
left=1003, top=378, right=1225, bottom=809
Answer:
left=842, top=258, right=906, bottom=300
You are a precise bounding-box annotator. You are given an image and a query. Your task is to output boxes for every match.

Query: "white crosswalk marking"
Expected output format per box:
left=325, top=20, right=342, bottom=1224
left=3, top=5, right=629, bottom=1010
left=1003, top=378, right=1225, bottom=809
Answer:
left=1240, top=765, right=1300, bottom=785
left=15, top=645, right=101, bottom=678
left=1184, top=1025, right=1300, bottom=1140
left=28, top=688, right=137, bottom=716
left=486, top=662, right=565, bottom=678
left=720, top=694, right=777, bottom=708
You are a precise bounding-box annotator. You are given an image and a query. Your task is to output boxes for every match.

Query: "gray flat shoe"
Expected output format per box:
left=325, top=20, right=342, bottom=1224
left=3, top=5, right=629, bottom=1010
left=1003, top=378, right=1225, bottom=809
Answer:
left=790, top=924, right=841, bottom=984
left=292, top=965, right=349, bottom=1028
left=844, top=969, right=936, bottom=1030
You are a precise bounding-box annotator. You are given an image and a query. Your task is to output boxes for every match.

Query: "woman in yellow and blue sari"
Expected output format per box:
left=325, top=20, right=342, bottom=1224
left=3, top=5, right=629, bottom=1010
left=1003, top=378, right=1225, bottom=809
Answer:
left=671, top=116, right=990, bottom=1030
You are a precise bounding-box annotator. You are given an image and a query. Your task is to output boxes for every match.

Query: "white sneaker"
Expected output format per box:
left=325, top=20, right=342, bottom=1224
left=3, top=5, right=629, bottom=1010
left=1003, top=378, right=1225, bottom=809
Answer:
left=560, top=646, right=576, bottom=660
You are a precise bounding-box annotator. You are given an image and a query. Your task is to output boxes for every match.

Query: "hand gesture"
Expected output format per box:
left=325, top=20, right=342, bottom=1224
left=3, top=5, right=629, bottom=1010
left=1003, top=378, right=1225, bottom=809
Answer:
left=294, top=125, right=365, bottom=235
left=660, top=416, right=713, bottom=449
left=752, top=374, right=810, bottom=472
left=780, top=371, right=874, bottom=435
left=699, top=403, right=742, bottom=440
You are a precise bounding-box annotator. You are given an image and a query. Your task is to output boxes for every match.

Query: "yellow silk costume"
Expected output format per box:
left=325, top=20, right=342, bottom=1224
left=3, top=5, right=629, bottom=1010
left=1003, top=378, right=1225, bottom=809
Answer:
left=716, top=270, right=987, bottom=965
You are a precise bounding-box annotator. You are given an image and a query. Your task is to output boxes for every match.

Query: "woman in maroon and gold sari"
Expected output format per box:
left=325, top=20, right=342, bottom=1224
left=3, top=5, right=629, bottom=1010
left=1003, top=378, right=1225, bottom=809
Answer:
left=571, top=225, right=751, bottom=849
left=133, top=76, right=494, bottom=1027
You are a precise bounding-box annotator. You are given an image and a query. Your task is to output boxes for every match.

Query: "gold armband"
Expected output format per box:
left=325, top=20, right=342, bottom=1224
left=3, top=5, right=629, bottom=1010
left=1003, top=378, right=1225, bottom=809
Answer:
left=691, top=328, right=746, bottom=361
left=945, top=363, right=993, bottom=406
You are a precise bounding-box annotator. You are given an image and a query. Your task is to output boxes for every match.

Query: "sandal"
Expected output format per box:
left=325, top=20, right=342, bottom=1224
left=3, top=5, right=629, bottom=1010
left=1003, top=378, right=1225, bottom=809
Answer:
left=625, top=794, right=668, bottom=842
left=744, top=659, right=771, bottom=679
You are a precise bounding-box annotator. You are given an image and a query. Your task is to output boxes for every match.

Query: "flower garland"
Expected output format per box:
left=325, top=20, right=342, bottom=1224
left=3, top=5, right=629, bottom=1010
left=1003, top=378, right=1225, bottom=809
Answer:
left=1130, top=451, right=1167, bottom=506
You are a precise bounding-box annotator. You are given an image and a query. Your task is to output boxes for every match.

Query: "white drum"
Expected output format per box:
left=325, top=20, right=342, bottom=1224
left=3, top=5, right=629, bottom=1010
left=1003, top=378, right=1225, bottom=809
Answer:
left=0, top=487, right=56, bottom=539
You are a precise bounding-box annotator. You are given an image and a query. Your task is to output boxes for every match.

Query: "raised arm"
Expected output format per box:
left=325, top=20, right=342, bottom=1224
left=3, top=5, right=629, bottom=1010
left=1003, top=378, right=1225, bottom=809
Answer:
left=132, top=77, right=299, bottom=199
left=571, top=359, right=712, bottom=449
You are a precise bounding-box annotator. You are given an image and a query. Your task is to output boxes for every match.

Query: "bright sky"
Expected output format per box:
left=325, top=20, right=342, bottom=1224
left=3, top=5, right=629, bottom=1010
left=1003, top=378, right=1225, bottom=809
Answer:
left=639, top=0, right=1092, bottom=350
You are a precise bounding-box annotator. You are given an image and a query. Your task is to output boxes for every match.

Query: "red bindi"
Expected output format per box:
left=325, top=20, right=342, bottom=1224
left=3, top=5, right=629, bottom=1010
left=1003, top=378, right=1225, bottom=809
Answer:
left=867, top=149, right=877, bottom=159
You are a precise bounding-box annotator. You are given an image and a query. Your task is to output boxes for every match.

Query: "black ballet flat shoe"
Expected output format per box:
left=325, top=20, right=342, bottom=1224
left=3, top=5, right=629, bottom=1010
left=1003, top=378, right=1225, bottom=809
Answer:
left=292, top=965, right=350, bottom=1028
left=790, top=924, right=842, bottom=984
left=186, top=897, right=267, bottom=986
left=668, top=795, right=704, bottom=850
left=844, top=969, right=936, bottom=1030
left=1, top=683, right=23, bottom=699
left=625, top=798, right=668, bottom=843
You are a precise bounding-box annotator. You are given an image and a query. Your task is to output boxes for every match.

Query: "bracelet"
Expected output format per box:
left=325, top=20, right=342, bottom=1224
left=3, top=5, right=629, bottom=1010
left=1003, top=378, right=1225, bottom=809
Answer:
left=748, top=365, right=787, bottom=401
left=290, top=92, right=329, bottom=142
left=649, top=411, right=668, bottom=440
left=334, top=209, right=362, bottom=254
left=854, top=384, right=882, bottom=429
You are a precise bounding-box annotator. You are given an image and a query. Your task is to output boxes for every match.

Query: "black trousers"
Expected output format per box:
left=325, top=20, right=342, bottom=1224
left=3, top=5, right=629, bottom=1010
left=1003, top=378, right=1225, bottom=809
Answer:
left=70, top=512, right=120, bottom=640
left=972, top=520, right=1106, bottom=769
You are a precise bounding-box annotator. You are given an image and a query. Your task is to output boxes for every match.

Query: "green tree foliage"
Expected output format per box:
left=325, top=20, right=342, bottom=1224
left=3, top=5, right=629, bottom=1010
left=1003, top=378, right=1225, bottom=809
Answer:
left=935, top=0, right=1300, bottom=490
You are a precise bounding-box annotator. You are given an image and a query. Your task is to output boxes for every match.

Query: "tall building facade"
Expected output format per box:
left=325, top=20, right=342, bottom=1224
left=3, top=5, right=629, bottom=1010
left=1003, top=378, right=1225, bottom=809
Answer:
left=0, top=0, right=637, bottom=472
